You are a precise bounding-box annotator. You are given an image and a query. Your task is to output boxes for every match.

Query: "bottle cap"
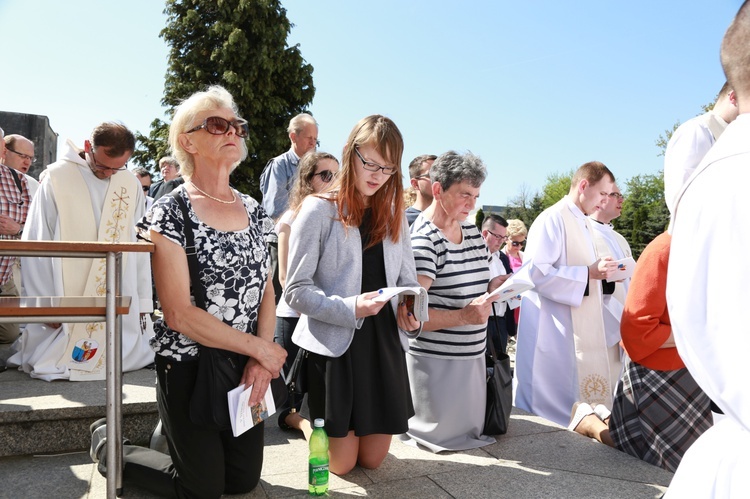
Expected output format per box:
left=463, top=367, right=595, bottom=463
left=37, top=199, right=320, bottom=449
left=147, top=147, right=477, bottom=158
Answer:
left=313, top=418, right=325, bottom=428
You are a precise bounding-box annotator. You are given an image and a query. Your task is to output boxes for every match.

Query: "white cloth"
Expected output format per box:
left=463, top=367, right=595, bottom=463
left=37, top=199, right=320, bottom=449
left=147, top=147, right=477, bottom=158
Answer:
left=514, top=197, right=619, bottom=426
left=590, top=221, right=631, bottom=348
left=24, top=174, right=39, bottom=199
left=275, top=209, right=298, bottom=318
left=663, top=111, right=727, bottom=215
left=8, top=140, right=154, bottom=381
left=488, top=251, right=507, bottom=317
left=665, top=114, right=750, bottom=497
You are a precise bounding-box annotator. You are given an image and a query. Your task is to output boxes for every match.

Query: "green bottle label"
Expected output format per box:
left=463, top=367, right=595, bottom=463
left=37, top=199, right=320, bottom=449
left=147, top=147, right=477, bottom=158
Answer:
left=309, top=463, right=329, bottom=486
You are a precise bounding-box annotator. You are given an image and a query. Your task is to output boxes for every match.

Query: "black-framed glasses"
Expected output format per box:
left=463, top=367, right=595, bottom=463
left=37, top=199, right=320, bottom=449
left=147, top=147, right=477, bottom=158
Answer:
left=486, top=229, right=508, bottom=241
left=186, top=116, right=249, bottom=138
left=413, top=174, right=431, bottom=181
left=6, top=147, right=35, bottom=164
left=511, top=240, right=526, bottom=247
left=608, top=192, right=624, bottom=200
left=354, top=147, right=398, bottom=176
left=88, top=149, right=128, bottom=172
left=312, top=170, right=335, bottom=183
left=142, top=185, right=151, bottom=192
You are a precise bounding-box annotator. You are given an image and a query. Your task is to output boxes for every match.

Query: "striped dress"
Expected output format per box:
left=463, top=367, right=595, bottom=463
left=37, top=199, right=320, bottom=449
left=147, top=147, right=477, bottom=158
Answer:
left=401, top=215, right=496, bottom=452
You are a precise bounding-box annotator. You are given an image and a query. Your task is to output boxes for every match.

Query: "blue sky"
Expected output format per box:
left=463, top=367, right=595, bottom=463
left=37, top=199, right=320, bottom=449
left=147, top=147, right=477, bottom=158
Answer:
left=0, top=0, right=742, bottom=206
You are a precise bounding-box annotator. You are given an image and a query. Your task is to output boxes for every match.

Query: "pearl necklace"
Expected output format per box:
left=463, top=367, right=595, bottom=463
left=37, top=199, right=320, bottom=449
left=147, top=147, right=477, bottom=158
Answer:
left=189, top=181, right=236, bottom=204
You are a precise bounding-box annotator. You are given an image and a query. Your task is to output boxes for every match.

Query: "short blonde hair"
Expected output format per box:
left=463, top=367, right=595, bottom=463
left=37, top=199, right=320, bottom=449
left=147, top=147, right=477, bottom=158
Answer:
left=168, top=85, right=248, bottom=178
left=506, top=219, right=528, bottom=239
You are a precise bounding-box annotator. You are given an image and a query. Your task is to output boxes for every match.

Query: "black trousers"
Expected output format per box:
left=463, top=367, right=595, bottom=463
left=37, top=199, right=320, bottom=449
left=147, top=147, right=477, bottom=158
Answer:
left=102, top=355, right=265, bottom=498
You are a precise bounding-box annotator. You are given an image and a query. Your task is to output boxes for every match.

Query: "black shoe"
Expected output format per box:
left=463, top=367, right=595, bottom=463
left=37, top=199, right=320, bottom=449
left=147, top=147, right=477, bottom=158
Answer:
left=277, top=408, right=294, bottom=431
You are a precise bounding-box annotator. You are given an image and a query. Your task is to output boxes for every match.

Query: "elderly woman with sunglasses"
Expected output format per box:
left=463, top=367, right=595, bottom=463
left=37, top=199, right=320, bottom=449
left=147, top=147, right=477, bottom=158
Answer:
left=285, top=115, right=422, bottom=475
left=96, top=86, right=287, bottom=498
left=275, top=151, right=339, bottom=436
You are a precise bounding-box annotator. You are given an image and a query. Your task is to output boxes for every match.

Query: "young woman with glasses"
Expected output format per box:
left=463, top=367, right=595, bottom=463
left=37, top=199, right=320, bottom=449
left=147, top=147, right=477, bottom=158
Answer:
left=285, top=115, right=422, bottom=475
left=275, top=151, right=339, bottom=437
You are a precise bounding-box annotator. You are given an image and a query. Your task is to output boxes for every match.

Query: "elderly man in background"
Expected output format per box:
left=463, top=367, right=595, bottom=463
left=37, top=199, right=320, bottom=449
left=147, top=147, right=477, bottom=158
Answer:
left=260, top=112, right=318, bottom=302
left=0, top=127, right=32, bottom=345
left=8, top=122, right=153, bottom=381
left=3, top=134, right=40, bottom=198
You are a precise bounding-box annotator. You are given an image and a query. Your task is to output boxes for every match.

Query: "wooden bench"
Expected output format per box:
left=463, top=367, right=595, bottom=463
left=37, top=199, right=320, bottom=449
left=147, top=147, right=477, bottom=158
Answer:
left=0, top=240, right=154, bottom=498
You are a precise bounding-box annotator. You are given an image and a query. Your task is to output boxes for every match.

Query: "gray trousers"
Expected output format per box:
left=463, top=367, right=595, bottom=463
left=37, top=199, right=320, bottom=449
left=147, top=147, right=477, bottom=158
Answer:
left=0, top=279, right=20, bottom=344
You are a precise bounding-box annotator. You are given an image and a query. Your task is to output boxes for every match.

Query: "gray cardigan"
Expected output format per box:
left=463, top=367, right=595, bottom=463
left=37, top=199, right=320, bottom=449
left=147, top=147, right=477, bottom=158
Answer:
left=285, top=195, right=421, bottom=357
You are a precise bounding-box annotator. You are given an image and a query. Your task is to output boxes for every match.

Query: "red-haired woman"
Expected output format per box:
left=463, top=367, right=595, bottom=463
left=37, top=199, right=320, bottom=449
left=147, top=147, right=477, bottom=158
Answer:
left=285, top=115, right=421, bottom=475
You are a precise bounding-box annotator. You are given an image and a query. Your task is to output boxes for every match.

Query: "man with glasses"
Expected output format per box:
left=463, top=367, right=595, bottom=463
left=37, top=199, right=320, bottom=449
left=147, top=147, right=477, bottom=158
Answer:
left=9, top=122, right=154, bottom=381
left=3, top=134, right=40, bottom=198
left=481, top=214, right=514, bottom=354
left=590, top=184, right=632, bottom=357
left=259, top=112, right=318, bottom=303
left=514, top=161, right=621, bottom=427
left=0, top=128, right=32, bottom=346
left=405, top=154, right=437, bottom=226
left=149, top=156, right=184, bottom=201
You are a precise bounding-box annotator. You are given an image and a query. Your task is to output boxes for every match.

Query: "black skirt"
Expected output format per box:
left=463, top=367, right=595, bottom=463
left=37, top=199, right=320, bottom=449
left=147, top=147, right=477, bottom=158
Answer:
left=306, top=211, right=414, bottom=438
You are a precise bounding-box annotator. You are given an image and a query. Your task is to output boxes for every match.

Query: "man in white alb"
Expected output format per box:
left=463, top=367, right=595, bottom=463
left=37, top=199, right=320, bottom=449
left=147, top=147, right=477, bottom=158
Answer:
left=9, top=122, right=154, bottom=381
left=514, top=161, right=619, bottom=426
left=589, top=183, right=632, bottom=355
left=666, top=2, right=750, bottom=496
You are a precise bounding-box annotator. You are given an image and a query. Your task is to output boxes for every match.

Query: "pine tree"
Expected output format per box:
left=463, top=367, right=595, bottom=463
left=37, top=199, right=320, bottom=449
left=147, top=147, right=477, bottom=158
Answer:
left=133, top=0, right=315, bottom=198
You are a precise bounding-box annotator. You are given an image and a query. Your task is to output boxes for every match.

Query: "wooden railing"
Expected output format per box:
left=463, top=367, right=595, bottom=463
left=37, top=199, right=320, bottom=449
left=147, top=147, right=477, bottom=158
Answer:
left=0, top=240, right=154, bottom=498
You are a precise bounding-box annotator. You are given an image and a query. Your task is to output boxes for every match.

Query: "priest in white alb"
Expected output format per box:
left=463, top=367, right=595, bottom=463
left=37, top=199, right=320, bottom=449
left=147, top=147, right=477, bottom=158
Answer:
left=8, top=122, right=154, bottom=381
left=514, top=161, right=620, bottom=426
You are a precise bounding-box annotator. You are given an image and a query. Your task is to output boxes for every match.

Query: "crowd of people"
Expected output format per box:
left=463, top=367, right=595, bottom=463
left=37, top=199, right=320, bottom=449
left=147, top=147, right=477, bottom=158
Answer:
left=0, top=2, right=748, bottom=497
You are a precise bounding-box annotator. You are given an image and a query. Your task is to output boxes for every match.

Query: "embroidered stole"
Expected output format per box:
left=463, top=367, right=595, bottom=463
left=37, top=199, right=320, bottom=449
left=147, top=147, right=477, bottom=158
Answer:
left=558, top=200, right=614, bottom=408
left=49, top=162, right=135, bottom=380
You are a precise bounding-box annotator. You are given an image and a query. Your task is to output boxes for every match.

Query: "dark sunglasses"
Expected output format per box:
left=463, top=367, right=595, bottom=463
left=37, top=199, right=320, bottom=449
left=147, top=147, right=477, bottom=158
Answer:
left=186, top=116, right=249, bottom=138
left=142, top=185, right=150, bottom=192
left=511, top=240, right=525, bottom=247
left=312, top=170, right=335, bottom=183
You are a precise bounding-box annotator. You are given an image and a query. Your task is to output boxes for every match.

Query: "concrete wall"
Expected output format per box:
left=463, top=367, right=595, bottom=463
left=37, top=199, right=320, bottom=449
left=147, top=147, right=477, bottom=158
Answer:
left=0, top=111, right=58, bottom=180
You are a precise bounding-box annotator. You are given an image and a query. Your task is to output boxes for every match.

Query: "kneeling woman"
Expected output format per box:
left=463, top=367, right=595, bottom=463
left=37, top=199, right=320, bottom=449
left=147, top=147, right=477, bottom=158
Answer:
left=285, top=115, right=421, bottom=474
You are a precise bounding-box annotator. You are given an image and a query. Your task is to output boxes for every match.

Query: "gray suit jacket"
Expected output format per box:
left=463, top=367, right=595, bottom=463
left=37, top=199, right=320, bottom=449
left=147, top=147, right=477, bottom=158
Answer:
left=285, top=195, right=421, bottom=357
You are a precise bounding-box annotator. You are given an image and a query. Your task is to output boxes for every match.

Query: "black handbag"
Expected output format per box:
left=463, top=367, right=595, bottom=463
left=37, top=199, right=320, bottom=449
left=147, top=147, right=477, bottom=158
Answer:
left=484, top=322, right=513, bottom=435
left=285, top=346, right=308, bottom=411
left=171, top=191, right=287, bottom=430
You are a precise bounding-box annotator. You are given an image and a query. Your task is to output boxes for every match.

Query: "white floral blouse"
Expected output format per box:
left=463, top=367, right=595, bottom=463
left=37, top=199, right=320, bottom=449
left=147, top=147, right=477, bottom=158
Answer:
left=136, top=186, right=274, bottom=361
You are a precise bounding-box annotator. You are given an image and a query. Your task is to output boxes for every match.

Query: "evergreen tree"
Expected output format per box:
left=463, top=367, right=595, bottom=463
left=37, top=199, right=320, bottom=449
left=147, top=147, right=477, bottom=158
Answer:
left=475, top=208, right=485, bottom=230
left=614, top=172, right=668, bottom=259
left=133, top=0, right=315, bottom=198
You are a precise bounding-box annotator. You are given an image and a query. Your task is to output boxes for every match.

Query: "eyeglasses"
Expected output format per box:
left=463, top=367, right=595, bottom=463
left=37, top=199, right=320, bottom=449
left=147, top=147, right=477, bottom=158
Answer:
left=354, top=147, right=398, bottom=176
left=142, top=185, right=151, bottom=192
left=313, top=170, right=335, bottom=183
left=608, top=192, right=624, bottom=200
left=510, top=240, right=526, bottom=247
left=88, top=149, right=128, bottom=172
left=486, top=229, right=508, bottom=241
left=413, top=174, right=431, bottom=181
left=186, top=116, right=249, bottom=138
left=6, top=147, right=35, bottom=164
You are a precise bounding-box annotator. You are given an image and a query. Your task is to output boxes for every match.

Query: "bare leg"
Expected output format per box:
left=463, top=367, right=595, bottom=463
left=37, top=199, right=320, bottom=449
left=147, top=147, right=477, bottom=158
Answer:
left=328, top=432, right=360, bottom=475
left=357, top=434, right=392, bottom=469
left=285, top=411, right=313, bottom=441
left=572, top=414, right=615, bottom=447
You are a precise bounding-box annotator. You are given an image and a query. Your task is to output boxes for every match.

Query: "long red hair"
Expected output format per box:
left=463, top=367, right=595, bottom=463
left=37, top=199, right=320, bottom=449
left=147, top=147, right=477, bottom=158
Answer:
left=329, top=115, right=404, bottom=248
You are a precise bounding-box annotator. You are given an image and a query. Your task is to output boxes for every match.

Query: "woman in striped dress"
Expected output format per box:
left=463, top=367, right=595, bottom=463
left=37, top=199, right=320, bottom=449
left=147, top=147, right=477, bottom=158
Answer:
left=402, top=151, right=502, bottom=452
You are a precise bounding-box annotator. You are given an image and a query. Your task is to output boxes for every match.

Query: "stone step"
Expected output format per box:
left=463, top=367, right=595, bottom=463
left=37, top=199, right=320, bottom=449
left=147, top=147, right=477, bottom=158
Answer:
left=0, top=364, right=159, bottom=457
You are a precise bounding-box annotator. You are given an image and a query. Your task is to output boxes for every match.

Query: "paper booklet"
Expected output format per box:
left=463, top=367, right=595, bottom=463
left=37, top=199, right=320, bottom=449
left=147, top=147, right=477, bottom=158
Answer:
left=372, top=286, right=429, bottom=322
left=227, top=382, right=278, bottom=437
left=606, top=256, right=636, bottom=282
left=486, top=262, right=535, bottom=302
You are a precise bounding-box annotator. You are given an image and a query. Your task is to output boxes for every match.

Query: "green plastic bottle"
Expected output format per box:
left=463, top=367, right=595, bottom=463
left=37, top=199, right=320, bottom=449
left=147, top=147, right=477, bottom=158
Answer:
left=308, top=418, right=329, bottom=496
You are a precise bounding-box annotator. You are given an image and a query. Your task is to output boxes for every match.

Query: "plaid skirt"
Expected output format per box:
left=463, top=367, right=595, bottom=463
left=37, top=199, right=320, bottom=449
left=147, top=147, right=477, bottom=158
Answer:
left=610, top=359, right=713, bottom=472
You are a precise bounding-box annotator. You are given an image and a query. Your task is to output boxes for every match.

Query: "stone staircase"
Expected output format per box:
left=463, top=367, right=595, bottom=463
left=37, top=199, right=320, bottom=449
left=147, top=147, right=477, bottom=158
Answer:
left=0, top=344, right=159, bottom=457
